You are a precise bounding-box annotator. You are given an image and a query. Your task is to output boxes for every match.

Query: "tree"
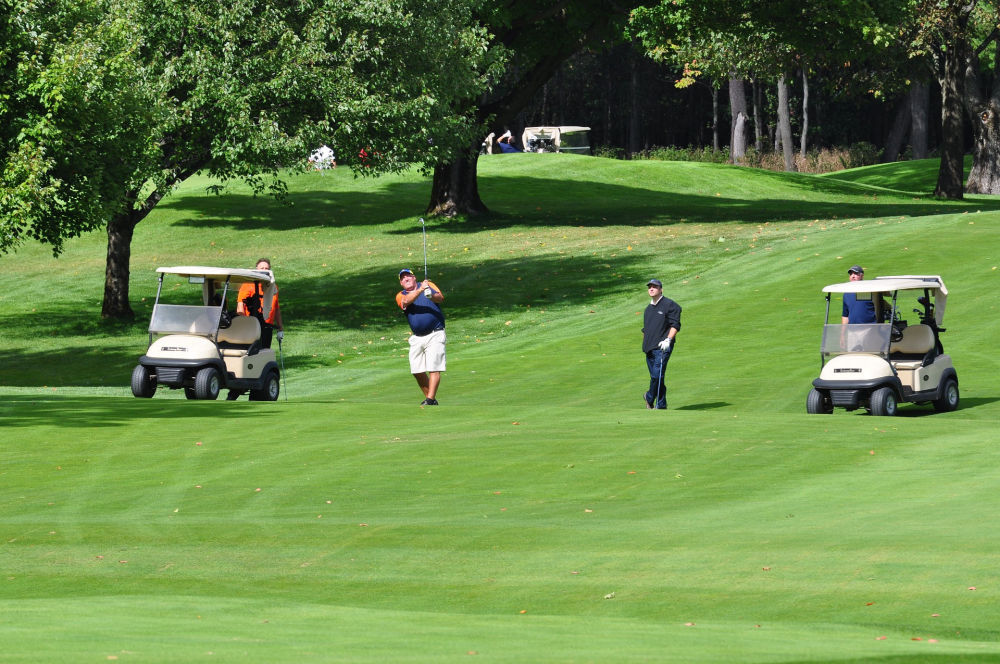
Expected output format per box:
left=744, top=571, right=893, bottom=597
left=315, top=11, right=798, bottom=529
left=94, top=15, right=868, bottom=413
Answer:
left=902, top=0, right=978, bottom=197
left=630, top=0, right=908, bottom=169
left=2, top=0, right=493, bottom=318
left=426, top=1, right=648, bottom=217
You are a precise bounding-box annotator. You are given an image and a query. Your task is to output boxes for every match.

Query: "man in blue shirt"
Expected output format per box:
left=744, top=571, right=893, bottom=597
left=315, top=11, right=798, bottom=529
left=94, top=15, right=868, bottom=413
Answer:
left=396, top=268, right=446, bottom=405
left=842, top=265, right=877, bottom=324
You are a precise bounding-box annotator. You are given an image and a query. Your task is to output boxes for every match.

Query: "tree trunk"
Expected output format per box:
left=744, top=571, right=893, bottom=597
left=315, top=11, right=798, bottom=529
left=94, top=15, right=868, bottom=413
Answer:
left=732, top=112, right=748, bottom=164
left=427, top=149, right=488, bottom=216
left=964, top=31, right=1000, bottom=193
left=883, top=95, right=912, bottom=162
left=965, top=100, right=1000, bottom=192
left=752, top=79, right=763, bottom=152
left=799, top=67, right=809, bottom=158
left=934, top=4, right=971, bottom=198
left=712, top=84, right=720, bottom=152
left=935, top=49, right=965, bottom=196
left=628, top=51, right=641, bottom=157
left=102, top=211, right=140, bottom=320
left=777, top=75, right=797, bottom=172
left=910, top=81, right=929, bottom=159
left=728, top=74, right=748, bottom=163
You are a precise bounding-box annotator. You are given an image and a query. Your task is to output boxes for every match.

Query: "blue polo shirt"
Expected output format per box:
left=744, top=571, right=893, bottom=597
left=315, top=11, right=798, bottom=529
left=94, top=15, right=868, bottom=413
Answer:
left=399, top=283, right=445, bottom=336
left=843, top=293, right=877, bottom=323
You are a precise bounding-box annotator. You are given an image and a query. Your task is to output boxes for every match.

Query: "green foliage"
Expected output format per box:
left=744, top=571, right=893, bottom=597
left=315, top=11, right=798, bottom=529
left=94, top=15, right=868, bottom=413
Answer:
left=0, top=0, right=494, bottom=256
left=635, top=145, right=732, bottom=163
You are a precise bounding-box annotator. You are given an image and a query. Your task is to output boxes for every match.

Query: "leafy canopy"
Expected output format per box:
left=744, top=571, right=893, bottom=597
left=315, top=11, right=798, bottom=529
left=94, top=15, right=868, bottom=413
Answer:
left=1, top=0, right=497, bottom=255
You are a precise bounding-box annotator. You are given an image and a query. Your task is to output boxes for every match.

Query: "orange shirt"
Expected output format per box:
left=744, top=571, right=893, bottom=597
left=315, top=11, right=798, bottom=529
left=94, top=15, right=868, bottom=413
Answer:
left=237, top=281, right=280, bottom=325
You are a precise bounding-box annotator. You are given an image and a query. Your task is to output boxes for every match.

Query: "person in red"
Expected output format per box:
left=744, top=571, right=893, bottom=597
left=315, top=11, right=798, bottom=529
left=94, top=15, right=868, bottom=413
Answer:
left=395, top=268, right=445, bottom=405
left=237, top=258, right=283, bottom=348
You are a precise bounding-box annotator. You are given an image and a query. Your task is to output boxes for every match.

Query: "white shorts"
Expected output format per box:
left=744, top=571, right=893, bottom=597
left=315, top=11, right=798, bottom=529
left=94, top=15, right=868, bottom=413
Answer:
left=408, top=329, right=446, bottom=373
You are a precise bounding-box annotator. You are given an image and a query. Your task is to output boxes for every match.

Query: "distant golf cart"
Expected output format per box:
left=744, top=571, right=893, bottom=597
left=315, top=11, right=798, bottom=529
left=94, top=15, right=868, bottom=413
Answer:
left=807, top=275, right=958, bottom=416
left=520, top=126, right=591, bottom=154
left=131, top=266, right=281, bottom=401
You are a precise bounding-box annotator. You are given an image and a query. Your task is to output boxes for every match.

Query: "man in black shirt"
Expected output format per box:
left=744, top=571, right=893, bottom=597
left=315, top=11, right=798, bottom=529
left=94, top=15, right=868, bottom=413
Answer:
left=641, top=279, right=682, bottom=409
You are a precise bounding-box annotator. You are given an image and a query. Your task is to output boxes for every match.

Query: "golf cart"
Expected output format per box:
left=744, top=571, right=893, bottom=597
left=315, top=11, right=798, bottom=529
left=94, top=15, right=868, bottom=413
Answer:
left=131, top=266, right=281, bottom=401
left=807, top=275, right=959, bottom=416
left=520, top=126, right=592, bottom=154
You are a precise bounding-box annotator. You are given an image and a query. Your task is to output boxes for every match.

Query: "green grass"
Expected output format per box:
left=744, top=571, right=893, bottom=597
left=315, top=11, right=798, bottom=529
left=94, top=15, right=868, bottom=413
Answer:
left=3, top=154, right=1000, bottom=662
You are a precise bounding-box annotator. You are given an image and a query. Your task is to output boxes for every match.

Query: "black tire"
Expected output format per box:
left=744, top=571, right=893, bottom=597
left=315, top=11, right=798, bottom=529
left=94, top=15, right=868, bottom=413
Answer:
left=131, top=364, right=156, bottom=398
left=184, top=387, right=198, bottom=400
left=249, top=370, right=280, bottom=401
left=806, top=388, right=833, bottom=414
left=870, top=387, right=898, bottom=416
left=933, top=377, right=960, bottom=412
left=194, top=367, right=221, bottom=400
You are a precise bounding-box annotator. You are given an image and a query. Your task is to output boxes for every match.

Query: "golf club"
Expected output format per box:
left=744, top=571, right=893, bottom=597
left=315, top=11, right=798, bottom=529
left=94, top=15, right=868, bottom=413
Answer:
left=278, top=334, right=287, bottom=401
left=420, top=217, right=427, bottom=281
left=654, top=349, right=666, bottom=409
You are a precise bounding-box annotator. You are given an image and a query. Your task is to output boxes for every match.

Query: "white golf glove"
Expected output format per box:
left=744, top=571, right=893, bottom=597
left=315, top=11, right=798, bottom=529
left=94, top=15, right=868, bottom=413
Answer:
left=658, top=338, right=672, bottom=351
left=277, top=330, right=284, bottom=341
left=423, top=287, right=433, bottom=297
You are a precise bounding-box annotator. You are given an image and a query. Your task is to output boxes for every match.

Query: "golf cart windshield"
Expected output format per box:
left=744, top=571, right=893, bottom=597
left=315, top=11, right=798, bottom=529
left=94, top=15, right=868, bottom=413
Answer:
left=820, top=323, right=892, bottom=355
left=149, top=304, right=223, bottom=336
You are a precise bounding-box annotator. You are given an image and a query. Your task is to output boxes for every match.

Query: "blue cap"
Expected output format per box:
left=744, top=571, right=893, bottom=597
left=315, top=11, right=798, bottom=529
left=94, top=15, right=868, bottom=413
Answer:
left=647, top=279, right=663, bottom=288
left=398, top=268, right=414, bottom=278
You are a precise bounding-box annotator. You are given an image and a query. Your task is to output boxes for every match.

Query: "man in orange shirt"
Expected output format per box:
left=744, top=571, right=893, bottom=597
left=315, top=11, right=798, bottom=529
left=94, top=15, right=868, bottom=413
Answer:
left=237, top=258, right=283, bottom=348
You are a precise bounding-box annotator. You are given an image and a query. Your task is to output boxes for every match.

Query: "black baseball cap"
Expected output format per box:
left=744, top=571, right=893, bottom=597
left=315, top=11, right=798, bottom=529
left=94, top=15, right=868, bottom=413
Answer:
left=848, top=265, right=864, bottom=275
left=647, top=279, right=663, bottom=288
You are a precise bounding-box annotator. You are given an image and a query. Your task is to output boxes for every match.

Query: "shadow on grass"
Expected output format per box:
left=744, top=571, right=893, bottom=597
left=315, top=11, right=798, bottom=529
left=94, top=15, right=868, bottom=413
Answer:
left=159, top=182, right=429, bottom=230
left=0, top=251, right=650, bottom=386
left=279, top=251, right=653, bottom=333
left=0, top=394, right=269, bottom=428
left=156, top=168, right=1000, bottom=234
left=674, top=402, right=731, bottom=411
left=674, top=401, right=733, bottom=410
left=817, top=158, right=944, bottom=192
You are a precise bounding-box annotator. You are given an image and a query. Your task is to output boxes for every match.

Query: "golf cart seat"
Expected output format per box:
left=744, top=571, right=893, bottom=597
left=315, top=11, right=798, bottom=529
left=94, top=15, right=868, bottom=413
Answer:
left=217, top=315, right=260, bottom=356
left=889, top=324, right=934, bottom=369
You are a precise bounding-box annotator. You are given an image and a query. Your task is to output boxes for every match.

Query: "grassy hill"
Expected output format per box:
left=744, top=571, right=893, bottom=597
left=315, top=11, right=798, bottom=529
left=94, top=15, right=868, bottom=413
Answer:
left=3, top=155, right=1000, bottom=662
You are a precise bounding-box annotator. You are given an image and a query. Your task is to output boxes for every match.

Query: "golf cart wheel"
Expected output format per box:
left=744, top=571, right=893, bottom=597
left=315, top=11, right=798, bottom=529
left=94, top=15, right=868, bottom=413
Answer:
left=130, top=364, right=156, bottom=398
left=184, top=387, right=198, bottom=400
left=806, top=388, right=833, bottom=414
left=933, top=378, right=960, bottom=412
left=194, top=367, right=221, bottom=400
left=249, top=370, right=280, bottom=401
left=870, top=387, right=898, bottom=417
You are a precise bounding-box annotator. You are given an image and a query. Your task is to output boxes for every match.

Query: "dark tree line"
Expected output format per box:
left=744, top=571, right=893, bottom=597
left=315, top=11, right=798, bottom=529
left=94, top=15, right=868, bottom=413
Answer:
left=507, top=42, right=946, bottom=163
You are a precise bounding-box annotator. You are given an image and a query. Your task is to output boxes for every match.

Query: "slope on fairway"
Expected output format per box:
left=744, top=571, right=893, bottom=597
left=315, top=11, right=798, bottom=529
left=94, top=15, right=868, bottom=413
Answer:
left=3, top=156, right=1000, bottom=663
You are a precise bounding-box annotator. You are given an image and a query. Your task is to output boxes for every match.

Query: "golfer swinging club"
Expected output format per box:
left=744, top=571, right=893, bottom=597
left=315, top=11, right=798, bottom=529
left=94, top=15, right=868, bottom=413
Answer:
left=641, top=278, right=681, bottom=409
left=396, top=268, right=446, bottom=405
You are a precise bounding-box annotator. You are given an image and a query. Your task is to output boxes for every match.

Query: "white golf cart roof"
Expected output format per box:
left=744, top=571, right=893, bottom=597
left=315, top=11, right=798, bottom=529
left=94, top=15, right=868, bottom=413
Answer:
left=156, top=266, right=274, bottom=285
left=823, top=275, right=947, bottom=324
left=522, top=125, right=591, bottom=136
